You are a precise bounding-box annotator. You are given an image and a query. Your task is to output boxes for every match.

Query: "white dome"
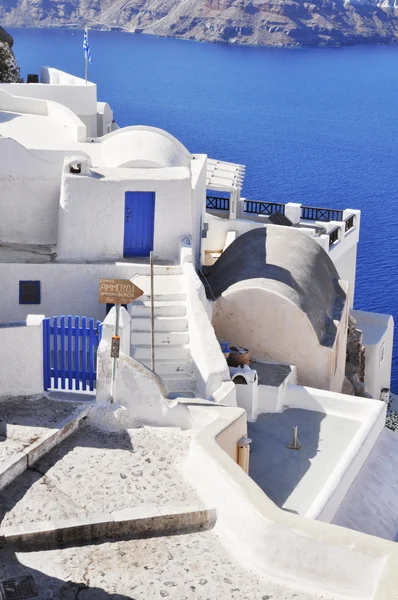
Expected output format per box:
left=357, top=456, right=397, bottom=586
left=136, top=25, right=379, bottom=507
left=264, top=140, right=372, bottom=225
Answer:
left=100, top=126, right=191, bottom=169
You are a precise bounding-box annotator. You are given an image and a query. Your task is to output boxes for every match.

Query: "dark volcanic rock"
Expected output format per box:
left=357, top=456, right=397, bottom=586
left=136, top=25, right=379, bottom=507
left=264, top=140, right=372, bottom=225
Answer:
left=1, top=0, right=398, bottom=47
left=0, top=25, right=20, bottom=83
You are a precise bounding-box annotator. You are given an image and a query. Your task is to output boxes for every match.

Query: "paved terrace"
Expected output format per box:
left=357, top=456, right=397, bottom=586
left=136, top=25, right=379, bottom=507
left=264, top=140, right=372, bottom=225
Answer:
left=0, top=424, right=199, bottom=528
left=0, top=397, right=84, bottom=468
left=248, top=408, right=360, bottom=516
left=0, top=529, right=326, bottom=600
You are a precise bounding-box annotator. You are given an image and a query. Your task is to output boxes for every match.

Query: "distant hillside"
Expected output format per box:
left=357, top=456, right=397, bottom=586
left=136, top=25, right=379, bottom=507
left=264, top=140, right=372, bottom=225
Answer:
left=2, top=0, right=398, bottom=47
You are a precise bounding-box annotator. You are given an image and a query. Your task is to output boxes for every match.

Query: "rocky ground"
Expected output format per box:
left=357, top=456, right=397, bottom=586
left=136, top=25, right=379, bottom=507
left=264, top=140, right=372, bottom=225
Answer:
left=0, top=423, right=198, bottom=528
left=385, top=393, right=398, bottom=432
left=0, top=396, right=83, bottom=466
left=2, top=0, right=398, bottom=47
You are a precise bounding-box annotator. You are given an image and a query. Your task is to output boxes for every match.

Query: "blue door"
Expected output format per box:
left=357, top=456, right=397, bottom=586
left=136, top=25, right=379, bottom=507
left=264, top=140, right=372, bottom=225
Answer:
left=123, top=192, right=155, bottom=257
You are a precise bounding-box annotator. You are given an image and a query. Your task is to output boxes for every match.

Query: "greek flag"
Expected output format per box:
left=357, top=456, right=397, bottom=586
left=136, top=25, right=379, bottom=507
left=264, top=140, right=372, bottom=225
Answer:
left=83, top=29, right=92, bottom=63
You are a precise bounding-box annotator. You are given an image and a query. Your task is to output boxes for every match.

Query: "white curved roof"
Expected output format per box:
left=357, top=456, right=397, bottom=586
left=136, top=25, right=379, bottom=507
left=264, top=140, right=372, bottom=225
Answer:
left=100, top=126, right=191, bottom=169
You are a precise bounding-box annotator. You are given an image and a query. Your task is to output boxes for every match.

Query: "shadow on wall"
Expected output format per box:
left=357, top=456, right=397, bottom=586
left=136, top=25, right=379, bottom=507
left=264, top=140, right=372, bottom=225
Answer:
left=248, top=408, right=325, bottom=509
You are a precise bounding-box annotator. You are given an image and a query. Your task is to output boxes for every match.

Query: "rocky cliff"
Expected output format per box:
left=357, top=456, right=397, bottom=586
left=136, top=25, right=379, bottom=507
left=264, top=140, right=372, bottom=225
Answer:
left=0, top=26, right=21, bottom=83
left=2, top=0, right=398, bottom=46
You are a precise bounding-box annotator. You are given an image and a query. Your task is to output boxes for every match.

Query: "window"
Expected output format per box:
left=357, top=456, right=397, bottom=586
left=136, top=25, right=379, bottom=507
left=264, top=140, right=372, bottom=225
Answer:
left=19, top=281, right=41, bottom=305
left=380, top=342, right=386, bottom=366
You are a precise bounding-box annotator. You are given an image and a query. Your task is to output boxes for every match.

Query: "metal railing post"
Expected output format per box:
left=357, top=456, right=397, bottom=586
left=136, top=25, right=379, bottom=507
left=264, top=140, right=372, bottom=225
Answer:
left=150, top=251, right=155, bottom=372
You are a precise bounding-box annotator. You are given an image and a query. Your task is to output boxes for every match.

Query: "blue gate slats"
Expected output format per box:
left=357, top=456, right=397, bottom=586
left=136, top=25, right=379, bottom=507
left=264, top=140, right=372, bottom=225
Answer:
left=67, top=315, right=73, bottom=389
left=88, top=318, right=95, bottom=391
left=60, top=316, right=66, bottom=390
left=43, top=315, right=102, bottom=392
left=53, top=316, right=59, bottom=389
left=81, top=316, right=87, bottom=389
left=74, top=316, right=80, bottom=391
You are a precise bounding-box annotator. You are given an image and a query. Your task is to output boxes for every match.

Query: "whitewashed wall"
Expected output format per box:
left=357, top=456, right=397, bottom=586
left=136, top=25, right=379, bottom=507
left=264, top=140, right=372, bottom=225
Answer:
left=213, top=283, right=349, bottom=393
left=352, top=309, right=394, bottom=399
left=0, top=67, right=98, bottom=136
left=191, top=155, right=207, bottom=267
left=0, top=316, right=44, bottom=397
left=0, top=139, right=63, bottom=245
left=57, top=162, right=193, bottom=262
left=0, top=262, right=153, bottom=323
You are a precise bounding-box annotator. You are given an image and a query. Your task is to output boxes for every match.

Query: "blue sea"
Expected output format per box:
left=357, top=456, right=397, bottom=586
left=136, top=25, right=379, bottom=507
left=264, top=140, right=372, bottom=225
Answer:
left=8, top=28, right=398, bottom=391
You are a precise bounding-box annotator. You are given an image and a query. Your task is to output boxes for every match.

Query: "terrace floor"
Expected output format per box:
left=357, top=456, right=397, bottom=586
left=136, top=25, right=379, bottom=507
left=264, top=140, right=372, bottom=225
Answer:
left=248, top=408, right=360, bottom=517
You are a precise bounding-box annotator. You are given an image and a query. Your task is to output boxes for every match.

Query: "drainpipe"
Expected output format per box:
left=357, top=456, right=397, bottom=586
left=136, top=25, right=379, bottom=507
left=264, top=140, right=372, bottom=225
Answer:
left=238, top=436, right=252, bottom=474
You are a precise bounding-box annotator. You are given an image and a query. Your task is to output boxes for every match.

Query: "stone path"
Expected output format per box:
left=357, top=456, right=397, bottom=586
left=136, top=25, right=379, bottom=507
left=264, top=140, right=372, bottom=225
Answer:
left=0, top=397, right=83, bottom=466
left=0, top=529, right=327, bottom=600
left=0, top=424, right=199, bottom=528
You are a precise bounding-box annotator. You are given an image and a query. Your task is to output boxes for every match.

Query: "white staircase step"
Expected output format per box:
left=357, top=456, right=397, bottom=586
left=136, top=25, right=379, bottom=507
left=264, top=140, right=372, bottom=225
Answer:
left=132, top=317, right=188, bottom=332
left=132, top=331, right=189, bottom=346
left=132, top=275, right=185, bottom=296
left=140, top=360, right=194, bottom=376
left=163, top=376, right=196, bottom=393
left=132, top=345, right=190, bottom=361
left=140, top=292, right=187, bottom=302
left=117, top=264, right=182, bottom=276
left=129, top=301, right=186, bottom=318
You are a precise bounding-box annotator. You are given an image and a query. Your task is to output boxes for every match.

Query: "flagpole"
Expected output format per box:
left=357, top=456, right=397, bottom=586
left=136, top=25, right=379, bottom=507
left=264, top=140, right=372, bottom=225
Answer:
left=85, top=27, right=89, bottom=85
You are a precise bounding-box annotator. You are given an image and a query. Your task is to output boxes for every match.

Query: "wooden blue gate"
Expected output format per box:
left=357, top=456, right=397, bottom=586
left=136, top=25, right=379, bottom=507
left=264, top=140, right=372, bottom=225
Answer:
left=123, top=191, right=156, bottom=257
left=43, top=316, right=102, bottom=392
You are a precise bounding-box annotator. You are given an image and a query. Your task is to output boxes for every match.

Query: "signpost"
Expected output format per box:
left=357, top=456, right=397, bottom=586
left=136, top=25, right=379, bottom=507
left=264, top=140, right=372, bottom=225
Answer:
left=99, top=279, right=144, bottom=402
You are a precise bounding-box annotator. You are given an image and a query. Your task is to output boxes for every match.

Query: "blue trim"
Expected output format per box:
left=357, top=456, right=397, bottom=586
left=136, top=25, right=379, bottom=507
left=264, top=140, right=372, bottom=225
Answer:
left=19, top=280, right=41, bottom=305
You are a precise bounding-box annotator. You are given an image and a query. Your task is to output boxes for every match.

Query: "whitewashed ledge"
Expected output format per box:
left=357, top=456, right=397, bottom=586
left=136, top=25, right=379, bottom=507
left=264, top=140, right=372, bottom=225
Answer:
left=0, top=404, right=90, bottom=491
left=0, top=505, right=216, bottom=550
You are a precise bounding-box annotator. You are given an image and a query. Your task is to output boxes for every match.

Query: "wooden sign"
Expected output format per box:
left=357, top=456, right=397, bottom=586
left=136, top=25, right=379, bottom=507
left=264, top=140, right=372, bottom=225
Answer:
left=99, top=279, right=144, bottom=305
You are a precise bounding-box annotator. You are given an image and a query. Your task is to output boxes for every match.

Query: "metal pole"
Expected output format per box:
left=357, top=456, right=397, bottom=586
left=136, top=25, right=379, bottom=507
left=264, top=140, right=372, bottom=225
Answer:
left=85, top=28, right=89, bottom=85
left=110, top=303, right=120, bottom=403
left=150, top=251, right=155, bottom=372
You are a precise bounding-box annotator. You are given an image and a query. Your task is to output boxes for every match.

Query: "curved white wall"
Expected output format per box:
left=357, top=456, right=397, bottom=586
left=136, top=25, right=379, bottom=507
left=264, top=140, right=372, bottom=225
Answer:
left=100, top=126, right=191, bottom=169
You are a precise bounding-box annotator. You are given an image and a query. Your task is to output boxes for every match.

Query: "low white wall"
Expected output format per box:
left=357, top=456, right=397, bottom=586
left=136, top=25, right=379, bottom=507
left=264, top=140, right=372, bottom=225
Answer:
left=0, top=67, right=98, bottom=135
left=352, top=309, right=394, bottom=400
left=0, top=316, right=44, bottom=397
left=183, top=261, right=234, bottom=403
left=282, top=384, right=386, bottom=522
left=187, top=404, right=398, bottom=600
left=95, top=307, right=191, bottom=429
left=0, top=88, right=86, bottom=141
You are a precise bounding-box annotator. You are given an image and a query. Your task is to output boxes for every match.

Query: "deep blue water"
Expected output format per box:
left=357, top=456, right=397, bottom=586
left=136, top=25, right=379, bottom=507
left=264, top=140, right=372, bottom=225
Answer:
left=8, top=28, right=398, bottom=391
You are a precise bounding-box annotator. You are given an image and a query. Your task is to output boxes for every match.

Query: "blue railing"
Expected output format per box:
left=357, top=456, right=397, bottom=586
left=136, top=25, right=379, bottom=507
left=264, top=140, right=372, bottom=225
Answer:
left=43, top=315, right=102, bottom=391
left=244, top=201, right=286, bottom=216
left=206, top=196, right=230, bottom=211
left=301, top=206, right=344, bottom=222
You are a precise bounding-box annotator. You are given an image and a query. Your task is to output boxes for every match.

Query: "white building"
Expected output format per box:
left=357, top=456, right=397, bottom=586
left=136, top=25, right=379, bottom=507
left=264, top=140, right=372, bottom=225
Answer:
left=2, top=66, right=398, bottom=599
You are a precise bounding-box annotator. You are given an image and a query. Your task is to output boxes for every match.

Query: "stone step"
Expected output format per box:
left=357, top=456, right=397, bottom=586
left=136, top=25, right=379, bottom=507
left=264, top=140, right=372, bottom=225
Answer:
left=132, top=345, right=190, bottom=361
left=129, top=301, right=186, bottom=318
left=163, top=376, right=196, bottom=393
left=141, top=360, right=194, bottom=376
left=131, top=316, right=188, bottom=332
left=140, top=292, right=187, bottom=302
left=119, top=264, right=182, bottom=276
left=132, top=331, right=190, bottom=346
left=132, top=275, right=185, bottom=297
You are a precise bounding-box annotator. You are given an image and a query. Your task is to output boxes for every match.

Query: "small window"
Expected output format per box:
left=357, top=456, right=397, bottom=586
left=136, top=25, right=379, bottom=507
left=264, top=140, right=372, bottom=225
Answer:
left=380, top=342, right=386, bottom=366
left=19, top=281, right=41, bottom=305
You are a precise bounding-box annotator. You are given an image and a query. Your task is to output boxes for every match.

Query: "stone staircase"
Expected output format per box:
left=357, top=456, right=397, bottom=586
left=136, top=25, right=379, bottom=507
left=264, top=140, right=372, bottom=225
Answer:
left=129, top=268, right=196, bottom=397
